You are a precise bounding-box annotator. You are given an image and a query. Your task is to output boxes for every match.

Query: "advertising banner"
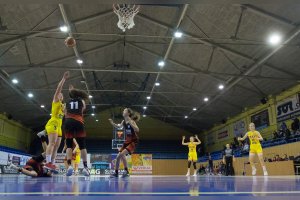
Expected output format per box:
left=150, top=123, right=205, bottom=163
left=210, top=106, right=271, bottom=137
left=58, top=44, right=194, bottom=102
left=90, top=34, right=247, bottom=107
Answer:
left=54, top=153, right=91, bottom=174
left=90, top=154, right=112, bottom=175
left=277, top=93, right=300, bottom=122
left=0, top=151, right=31, bottom=174
left=217, top=130, right=229, bottom=140
left=251, top=109, right=269, bottom=130
left=233, top=119, right=246, bottom=137
left=0, top=165, right=19, bottom=174
left=0, top=151, right=8, bottom=165
left=131, top=154, right=152, bottom=174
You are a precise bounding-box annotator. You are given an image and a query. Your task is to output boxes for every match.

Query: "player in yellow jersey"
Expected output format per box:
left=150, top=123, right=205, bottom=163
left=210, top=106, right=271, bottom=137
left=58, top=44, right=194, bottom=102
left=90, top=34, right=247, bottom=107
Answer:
left=44, top=71, right=69, bottom=171
left=73, top=148, right=81, bottom=175
left=62, top=138, right=81, bottom=175
left=238, top=123, right=268, bottom=176
left=182, top=135, right=201, bottom=176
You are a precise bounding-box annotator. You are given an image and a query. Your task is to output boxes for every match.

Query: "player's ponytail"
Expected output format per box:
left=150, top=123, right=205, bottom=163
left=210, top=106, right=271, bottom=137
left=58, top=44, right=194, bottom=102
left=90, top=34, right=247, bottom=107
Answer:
left=127, top=108, right=140, bottom=122
left=69, top=88, right=89, bottom=102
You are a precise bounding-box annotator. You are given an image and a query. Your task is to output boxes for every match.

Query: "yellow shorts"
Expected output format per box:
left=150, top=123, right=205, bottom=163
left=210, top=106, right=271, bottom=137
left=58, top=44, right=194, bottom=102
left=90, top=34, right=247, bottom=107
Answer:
left=249, top=145, right=263, bottom=154
left=45, top=119, right=62, bottom=137
left=74, top=154, right=81, bottom=164
left=188, top=152, right=198, bottom=161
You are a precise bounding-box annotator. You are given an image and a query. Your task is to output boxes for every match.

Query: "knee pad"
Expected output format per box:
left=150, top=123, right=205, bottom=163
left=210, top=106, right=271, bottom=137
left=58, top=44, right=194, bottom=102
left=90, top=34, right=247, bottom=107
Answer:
left=76, top=137, right=86, bottom=150
left=188, top=161, right=192, bottom=168
left=193, top=162, right=197, bottom=169
left=66, top=138, right=73, bottom=148
left=40, top=135, right=47, bottom=143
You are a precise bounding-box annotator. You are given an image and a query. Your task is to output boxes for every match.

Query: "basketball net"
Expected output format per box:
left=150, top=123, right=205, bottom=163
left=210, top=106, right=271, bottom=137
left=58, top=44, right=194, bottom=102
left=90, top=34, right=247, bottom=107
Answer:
left=113, top=4, right=140, bottom=32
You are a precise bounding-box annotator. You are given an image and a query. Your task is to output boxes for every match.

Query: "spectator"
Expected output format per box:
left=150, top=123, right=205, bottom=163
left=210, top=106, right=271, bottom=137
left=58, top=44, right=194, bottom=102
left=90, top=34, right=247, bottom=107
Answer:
left=278, top=129, right=285, bottom=138
left=295, top=130, right=300, bottom=137
left=285, top=128, right=291, bottom=139
left=240, top=134, right=245, bottom=145
left=217, top=162, right=224, bottom=175
left=208, top=156, right=213, bottom=175
left=231, top=142, right=236, bottom=150
left=214, top=165, right=219, bottom=174
left=239, top=143, right=243, bottom=150
left=242, top=142, right=249, bottom=153
left=290, top=129, right=295, bottom=137
left=233, top=137, right=239, bottom=146
left=219, top=161, right=225, bottom=175
left=294, top=153, right=300, bottom=163
left=198, top=165, right=206, bottom=175
left=275, top=154, right=283, bottom=162
left=281, top=122, right=288, bottom=132
left=273, top=131, right=279, bottom=140
left=282, top=154, right=289, bottom=161
left=291, top=118, right=300, bottom=134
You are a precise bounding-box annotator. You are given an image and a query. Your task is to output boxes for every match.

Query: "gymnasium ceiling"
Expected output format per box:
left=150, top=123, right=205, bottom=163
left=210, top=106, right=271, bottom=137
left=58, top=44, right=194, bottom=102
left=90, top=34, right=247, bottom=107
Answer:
left=0, top=2, right=300, bottom=134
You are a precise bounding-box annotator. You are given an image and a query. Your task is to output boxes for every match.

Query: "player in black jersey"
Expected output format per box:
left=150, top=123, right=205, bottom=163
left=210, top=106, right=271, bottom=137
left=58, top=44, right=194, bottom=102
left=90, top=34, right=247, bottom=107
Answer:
left=109, top=108, right=140, bottom=178
left=64, top=85, right=90, bottom=176
left=9, top=153, right=53, bottom=177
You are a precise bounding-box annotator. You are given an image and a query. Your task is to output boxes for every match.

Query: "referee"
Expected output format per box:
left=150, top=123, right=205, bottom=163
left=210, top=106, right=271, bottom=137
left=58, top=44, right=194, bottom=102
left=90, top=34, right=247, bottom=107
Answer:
left=223, top=144, right=235, bottom=176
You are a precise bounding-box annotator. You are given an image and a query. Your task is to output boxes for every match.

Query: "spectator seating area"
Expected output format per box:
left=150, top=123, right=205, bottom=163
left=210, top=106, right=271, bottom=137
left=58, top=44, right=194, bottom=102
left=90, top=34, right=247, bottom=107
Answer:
left=3, top=136, right=300, bottom=161
left=86, top=135, right=300, bottom=161
left=199, top=135, right=300, bottom=162
left=200, top=119, right=300, bottom=163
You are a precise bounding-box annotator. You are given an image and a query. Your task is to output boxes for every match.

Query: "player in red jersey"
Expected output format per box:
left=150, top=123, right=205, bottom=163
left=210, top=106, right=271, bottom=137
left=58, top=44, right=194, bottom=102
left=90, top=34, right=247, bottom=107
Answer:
left=9, top=154, right=52, bottom=177
left=109, top=108, right=140, bottom=178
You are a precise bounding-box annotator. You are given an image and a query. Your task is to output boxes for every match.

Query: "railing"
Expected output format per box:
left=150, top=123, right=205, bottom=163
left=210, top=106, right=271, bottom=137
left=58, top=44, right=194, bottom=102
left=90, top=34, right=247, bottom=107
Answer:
left=0, top=145, right=31, bottom=156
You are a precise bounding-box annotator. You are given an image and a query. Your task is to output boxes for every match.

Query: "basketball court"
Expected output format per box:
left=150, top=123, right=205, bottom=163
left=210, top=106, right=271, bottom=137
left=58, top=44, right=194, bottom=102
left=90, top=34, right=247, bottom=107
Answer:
left=1, top=0, right=300, bottom=199
left=1, top=175, right=300, bottom=198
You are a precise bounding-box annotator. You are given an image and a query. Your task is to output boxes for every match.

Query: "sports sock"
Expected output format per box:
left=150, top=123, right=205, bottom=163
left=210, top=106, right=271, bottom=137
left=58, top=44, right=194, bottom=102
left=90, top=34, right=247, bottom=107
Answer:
left=46, top=155, right=51, bottom=163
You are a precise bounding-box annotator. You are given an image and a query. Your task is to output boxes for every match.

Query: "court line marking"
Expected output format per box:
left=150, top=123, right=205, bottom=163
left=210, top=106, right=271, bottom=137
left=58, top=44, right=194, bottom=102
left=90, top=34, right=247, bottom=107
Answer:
left=1, top=191, right=300, bottom=195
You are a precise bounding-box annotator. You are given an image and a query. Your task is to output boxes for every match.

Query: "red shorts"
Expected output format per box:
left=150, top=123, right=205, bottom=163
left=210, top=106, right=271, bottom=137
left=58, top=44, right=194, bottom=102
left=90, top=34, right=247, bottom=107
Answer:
left=119, top=141, right=136, bottom=154
left=64, top=118, right=86, bottom=138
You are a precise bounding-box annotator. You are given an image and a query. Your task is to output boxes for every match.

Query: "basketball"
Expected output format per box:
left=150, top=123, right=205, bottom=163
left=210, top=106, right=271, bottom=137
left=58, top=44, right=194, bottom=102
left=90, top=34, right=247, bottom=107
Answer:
left=64, top=37, right=76, bottom=48
left=2, top=2, right=300, bottom=199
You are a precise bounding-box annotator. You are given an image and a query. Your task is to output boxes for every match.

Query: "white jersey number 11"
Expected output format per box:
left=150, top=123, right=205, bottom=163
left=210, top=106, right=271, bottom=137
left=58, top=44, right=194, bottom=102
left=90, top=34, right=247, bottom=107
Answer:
left=70, top=101, right=79, bottom=110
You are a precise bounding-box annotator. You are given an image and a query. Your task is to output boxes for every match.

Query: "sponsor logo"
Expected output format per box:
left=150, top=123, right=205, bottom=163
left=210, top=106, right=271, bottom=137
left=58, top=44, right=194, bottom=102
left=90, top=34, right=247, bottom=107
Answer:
left=276, top=93, right=300, bottom=122
left=1, top=165, right=19, bottom=174
left=218, top=131, right=229, bottom=139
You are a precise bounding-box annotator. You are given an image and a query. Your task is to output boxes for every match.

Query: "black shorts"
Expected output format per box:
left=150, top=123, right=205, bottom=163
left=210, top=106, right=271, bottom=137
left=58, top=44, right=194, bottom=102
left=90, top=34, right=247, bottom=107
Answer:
left=25, top=158, right=43, bottom=177
left=64, top=118, right=86, bottom=138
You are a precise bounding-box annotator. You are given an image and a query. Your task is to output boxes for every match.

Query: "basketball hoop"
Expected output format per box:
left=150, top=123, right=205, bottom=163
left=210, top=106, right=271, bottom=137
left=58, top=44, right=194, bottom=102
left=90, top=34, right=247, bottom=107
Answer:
left=113, top=4, right=140, bottom=32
